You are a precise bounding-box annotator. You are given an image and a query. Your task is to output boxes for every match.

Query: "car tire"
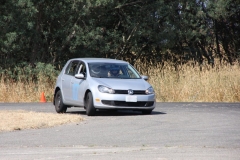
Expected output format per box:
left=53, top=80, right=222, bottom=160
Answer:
left=85, top=92, right=96, bottom=116
left=54, top=90, right=67, bottom=113
left=142, top=109, right=152, bottom=115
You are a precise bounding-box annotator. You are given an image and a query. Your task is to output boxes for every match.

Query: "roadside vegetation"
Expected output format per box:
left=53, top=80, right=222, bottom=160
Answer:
left=0, top=110, right=83, bottom=132
left=147, top=63, right=240, bottom=102
left=0, top=61, right=239, bottom=102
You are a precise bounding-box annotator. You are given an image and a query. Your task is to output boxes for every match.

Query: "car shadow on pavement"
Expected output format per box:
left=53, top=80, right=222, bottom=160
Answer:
left=67, top=110, right=166, bottom=116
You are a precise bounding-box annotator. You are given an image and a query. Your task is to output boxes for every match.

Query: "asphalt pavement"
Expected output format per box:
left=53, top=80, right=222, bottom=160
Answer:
left=0, top=102, right=239, bottom=160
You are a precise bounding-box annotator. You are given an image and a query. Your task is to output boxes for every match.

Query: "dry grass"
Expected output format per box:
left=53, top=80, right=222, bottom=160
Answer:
left=0, top=76, right=55, bottom=102
left=0, top=110, right=83, bottom=132
left=0, top=63, right=239, bottom=102
left=146, top=63, right=240, bottom=102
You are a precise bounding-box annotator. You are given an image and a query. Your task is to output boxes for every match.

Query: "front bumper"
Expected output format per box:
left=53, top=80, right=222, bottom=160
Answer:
left=93, top=92, right=156, bottom=110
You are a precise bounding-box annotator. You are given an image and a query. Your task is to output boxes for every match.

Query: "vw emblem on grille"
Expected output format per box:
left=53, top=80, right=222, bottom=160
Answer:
left=128, top=89, right=134, bottom=95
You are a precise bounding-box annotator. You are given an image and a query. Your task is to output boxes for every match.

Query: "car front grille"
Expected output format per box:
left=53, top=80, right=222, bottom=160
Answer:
left=114, top=90, right=146, bottom=95
left=101, top=100, right=154, bottom=107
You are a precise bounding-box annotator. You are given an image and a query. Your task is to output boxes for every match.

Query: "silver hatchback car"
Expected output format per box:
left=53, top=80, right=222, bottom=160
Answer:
left=53, top=58, right=156, bottom=116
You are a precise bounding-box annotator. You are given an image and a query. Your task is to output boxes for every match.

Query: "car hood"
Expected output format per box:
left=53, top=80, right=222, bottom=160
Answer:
left=93, top=78, right=151, bottom=90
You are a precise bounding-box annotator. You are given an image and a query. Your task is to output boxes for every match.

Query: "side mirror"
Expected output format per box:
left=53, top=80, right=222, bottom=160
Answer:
left=75, top=73, right=85, bottom=79
left=141, top=75, right=148, bottom=81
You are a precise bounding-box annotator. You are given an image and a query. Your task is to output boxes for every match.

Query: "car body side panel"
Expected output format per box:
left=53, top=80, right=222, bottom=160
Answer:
left=61, top=74, right=73, bottom=103
left=70, top=77, right=89, bottom=106
left=54, top=60, right=71, bottom=104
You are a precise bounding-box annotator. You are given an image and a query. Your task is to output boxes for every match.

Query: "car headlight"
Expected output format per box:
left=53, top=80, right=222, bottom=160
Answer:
left=98, top=85, right=115, bottom=94
left=145, top=87, right=154, bottom=95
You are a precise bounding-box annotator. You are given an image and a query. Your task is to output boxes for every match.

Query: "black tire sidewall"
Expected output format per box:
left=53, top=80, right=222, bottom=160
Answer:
left=55, top=90, right=67, bottom=113
left=86, top=92, right=95, bottom=116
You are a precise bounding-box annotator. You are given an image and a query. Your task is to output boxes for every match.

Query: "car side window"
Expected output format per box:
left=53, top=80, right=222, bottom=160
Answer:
left=65, top=61, right=80, bottom=76
left=79, top=63, right=87, bottom=77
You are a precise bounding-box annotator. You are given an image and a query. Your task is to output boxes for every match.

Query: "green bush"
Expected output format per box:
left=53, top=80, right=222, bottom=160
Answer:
left=0, top=62, right=59, bottom=83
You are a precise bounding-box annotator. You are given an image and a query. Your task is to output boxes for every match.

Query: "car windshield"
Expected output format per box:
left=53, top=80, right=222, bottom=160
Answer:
left=88, top=63, right=141, bottom=79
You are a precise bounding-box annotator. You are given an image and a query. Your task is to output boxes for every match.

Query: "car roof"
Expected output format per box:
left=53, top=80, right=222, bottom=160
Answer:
left=69, top=58, right=129, bottom=64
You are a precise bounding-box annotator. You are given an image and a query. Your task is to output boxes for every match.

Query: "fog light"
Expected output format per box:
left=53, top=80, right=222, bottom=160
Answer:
left=95, top=98, right=100, bottom=102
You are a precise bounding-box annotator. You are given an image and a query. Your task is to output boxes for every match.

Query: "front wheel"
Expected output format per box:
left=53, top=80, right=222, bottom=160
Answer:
left=85, top=92, right=96, bottom=116
left=54, top=90, right=67, bottom=113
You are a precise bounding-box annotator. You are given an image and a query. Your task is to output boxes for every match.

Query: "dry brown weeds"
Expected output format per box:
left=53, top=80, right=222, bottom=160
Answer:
left=0, top=110, right=83, bottom=132
left=147, top=63, right=240, bottom=102
left=0, top=63, right=239, bottom=102
left=0, top=76, right=54, bottom=102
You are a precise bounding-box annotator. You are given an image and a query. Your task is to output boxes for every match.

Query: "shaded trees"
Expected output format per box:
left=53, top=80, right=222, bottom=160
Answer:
left=0, top=0, right=239, bottom=72
left=209, top=0, right=240, bottom=65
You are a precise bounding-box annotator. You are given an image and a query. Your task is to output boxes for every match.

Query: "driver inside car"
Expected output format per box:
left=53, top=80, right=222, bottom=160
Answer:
left=108, top=67, right=120, bottom=77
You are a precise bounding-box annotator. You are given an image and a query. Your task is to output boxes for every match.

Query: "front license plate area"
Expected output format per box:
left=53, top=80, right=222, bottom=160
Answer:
left=125, top=95, right=137, bottom=102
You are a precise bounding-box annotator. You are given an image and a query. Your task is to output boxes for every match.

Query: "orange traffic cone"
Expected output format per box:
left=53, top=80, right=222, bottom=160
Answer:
left=40, top=92, right=47, bottom=103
